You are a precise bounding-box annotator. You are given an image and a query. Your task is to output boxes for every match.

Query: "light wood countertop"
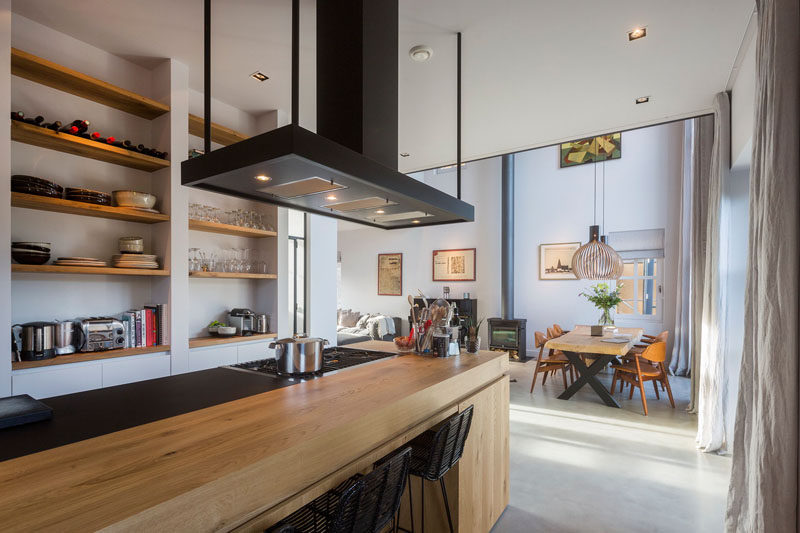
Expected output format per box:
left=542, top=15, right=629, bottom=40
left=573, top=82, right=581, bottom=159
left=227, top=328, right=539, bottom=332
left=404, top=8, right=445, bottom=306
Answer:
left=0, top=342, right=508, bottom=532
left=545, top=325, right=644, bottom=355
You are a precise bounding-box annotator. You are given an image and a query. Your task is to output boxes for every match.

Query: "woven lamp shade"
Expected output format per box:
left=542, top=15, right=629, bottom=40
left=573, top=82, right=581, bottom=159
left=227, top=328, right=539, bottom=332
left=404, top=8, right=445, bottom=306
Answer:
left=571, top=225, right=625, bottom=280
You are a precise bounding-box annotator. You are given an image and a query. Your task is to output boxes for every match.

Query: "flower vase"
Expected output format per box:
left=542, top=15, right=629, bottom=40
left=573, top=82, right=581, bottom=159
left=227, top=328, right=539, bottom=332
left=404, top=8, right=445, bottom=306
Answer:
left=598, top=308, right=615, bottom=326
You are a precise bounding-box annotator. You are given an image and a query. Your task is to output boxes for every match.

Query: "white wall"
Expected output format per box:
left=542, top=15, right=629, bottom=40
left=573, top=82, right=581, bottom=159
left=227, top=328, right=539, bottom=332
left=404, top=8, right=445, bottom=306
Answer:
left=308, top=214, right=338, bottom=345
left=338, top=157, right=502, bottom=345
left=339, top=123, right=683, bottom=356
left=731, top=29, right=756, bottom=170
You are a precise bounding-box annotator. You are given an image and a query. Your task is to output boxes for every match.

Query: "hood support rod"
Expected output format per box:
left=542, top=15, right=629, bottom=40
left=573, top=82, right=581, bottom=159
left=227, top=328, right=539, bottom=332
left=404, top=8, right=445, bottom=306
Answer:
left=456, top=31, right=462, bottom=199
left=292, top=0, right=299, bottom=125
left=204, top=0, right=211, bottom=154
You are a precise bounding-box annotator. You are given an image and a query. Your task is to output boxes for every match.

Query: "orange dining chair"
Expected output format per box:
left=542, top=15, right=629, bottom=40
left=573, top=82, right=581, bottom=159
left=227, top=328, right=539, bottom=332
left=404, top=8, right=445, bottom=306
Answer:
left=530, top=331, right=573, bottom=394
left=610, top=341, right=674, bottom=415
left=619, top=331, right=670, bottom=392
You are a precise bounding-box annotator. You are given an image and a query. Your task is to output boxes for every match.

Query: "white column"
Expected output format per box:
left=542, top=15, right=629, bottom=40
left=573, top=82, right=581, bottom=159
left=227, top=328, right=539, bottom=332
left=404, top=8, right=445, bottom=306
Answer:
left=0, top=0, right=11, bottom=396
left=307, top=215, right=338, bottom=345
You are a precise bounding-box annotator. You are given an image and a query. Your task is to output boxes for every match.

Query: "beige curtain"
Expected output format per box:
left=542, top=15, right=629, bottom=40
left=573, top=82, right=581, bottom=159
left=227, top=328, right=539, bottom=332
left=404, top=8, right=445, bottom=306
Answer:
left=725, top=0, right=799, bottom=530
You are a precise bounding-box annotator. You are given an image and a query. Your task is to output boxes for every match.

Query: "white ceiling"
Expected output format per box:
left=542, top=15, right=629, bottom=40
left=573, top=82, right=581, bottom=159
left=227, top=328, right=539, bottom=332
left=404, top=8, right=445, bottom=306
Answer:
left=13, top=0, right=754, bottom=172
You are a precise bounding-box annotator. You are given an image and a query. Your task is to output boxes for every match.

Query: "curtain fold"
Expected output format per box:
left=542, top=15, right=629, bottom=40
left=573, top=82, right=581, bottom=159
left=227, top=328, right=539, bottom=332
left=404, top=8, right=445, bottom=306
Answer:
left=696, top=92, right=731, bottom=452
left=726, top=0, right=800, bottom=529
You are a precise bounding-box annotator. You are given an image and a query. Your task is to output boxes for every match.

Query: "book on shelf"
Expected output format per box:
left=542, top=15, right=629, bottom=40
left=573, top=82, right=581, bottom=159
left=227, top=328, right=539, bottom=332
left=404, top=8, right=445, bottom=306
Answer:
left=118, top=303, right=168, bottom=348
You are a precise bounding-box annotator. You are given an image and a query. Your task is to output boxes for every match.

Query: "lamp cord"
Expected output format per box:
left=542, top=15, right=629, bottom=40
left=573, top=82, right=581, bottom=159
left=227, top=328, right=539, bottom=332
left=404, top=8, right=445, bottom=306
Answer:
left=593, top=152, right=597, bottom=225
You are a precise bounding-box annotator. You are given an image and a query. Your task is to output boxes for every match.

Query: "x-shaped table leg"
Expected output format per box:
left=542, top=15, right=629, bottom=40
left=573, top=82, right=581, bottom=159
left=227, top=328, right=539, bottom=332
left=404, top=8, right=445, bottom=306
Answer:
left=557, top=351, right=621, bottom=408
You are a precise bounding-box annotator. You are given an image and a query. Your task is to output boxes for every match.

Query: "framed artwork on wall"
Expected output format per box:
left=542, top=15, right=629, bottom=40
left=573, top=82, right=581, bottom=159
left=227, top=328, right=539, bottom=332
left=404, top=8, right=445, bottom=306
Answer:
left=377, top=253, right=403, bottom=295
left=560, top=133, right=622, bottom=168
left=433, top=248, right=476, bottom=282
left=539, top=242, right=581, bottom=279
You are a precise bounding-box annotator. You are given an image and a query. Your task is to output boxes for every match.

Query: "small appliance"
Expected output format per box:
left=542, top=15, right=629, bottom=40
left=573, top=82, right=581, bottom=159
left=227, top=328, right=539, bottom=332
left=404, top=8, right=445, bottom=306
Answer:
left=255, top=313, right=270, bottom=334
left=54, top=320, right=82, bottom=355
left=228, top=308, right=255, bottom=335
left=78, top=318, right=126, bottom=352
left=12, top=322, right=56, bottom=361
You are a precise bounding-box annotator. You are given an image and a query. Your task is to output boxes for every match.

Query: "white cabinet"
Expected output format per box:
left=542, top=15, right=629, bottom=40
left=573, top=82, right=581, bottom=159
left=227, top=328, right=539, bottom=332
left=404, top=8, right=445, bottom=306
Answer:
left=13, top=363, right=103, bottom=399
left=103, top=354, right=170, bottom=387
left=188, top=345, right=238, bottom=372
left=237, top=341, right=272, bottom=363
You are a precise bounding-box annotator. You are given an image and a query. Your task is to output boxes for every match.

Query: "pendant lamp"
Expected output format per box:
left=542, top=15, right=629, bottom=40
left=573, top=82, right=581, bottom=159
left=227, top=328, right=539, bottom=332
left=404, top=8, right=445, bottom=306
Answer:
left=571, top=156, right=624, bottom=280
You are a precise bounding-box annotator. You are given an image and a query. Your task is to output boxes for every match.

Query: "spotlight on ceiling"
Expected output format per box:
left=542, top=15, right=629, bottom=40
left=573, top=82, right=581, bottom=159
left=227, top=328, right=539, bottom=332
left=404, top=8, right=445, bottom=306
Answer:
left=376, top=209, right=386, bottom=214
left=400, top=152, right=410, bottom=157
left=635, top=96, right=650, bottom=104
left=627, top=27, right=647, bottom=41
left=250, top=71, right=269, bottom=82
left=255, top=174, right=271, bottom=181
left=412, top=219, right=421, bottom=224
left=409, top=45, right=433, bottom=62
left=325, top=195, right=337, bottom=201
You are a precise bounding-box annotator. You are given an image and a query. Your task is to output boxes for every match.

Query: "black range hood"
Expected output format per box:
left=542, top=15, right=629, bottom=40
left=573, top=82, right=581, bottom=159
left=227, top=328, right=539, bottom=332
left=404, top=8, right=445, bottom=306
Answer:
left=181, top=0, right=474, bottom=230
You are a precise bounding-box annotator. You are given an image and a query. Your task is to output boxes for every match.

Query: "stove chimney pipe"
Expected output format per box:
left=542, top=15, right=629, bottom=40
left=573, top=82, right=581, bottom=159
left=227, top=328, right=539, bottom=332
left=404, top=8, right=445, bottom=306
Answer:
left=501, top=153, right=514, bottom=319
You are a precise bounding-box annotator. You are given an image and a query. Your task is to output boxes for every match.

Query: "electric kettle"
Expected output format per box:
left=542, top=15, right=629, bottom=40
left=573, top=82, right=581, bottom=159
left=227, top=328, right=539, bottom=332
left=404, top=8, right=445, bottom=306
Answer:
left=12, top=322, right=57, bottom=361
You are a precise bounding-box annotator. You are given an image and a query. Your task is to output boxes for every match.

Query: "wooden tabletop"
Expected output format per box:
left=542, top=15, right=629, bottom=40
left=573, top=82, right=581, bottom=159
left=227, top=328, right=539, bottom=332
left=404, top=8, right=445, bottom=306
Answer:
left=545, top=325, right=644, bottom=356
left=0, top=342, right=508, bottom=532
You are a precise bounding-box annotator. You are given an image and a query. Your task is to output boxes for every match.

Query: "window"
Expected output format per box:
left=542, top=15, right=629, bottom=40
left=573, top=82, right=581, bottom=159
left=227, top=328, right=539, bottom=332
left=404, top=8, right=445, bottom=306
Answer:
left=288, top=210, right=307, bottom=335
left=616, top=258, right=661, bottom=319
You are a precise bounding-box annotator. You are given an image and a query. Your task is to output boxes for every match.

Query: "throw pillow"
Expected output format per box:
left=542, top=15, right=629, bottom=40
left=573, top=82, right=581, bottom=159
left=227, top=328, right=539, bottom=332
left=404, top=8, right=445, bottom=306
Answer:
left=340, top=310, right=360, bottom=328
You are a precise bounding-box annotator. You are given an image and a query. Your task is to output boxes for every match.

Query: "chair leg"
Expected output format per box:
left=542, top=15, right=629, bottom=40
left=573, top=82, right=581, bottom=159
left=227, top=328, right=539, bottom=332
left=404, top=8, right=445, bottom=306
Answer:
left=662, top=367, right=676, bottom=408
left=561, top=366, right=568, bottom=389
left=638, top=378, right=648, bottom=416
left=407, top=473, right=415, bottom=533
left=420, top=478, right=425, bottom=533
left=530, top=360, right=542, bottom=394
left=542, top=371, right=549, bottom=385
left=440, top=478, right=455, bottom=533
left=629, top=379, right=635, bottom=399
left=652, top=379, right=660, bottom=399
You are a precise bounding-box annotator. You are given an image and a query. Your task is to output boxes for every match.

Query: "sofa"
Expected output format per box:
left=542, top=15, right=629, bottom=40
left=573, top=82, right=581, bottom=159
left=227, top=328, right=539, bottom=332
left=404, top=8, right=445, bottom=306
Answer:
left=337, top=309, right=402, bottom=346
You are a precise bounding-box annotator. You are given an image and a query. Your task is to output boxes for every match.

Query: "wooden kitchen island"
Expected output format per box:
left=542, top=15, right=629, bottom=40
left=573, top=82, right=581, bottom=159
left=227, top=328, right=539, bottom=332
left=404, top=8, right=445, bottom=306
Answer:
left=0, top=342, right=509, bottom=532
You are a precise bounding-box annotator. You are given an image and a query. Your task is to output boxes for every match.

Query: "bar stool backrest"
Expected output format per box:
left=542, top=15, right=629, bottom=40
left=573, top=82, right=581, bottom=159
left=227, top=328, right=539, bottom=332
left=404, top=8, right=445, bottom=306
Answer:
left=332, top=447, right=411, bottom=533
left=420, top=405, right=475, bottom=481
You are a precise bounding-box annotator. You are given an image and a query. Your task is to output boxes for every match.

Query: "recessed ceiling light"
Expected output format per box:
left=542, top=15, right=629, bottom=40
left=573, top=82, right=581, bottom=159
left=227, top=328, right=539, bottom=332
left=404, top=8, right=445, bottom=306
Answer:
left=412, top=220, right=420, bottom=224
left=255, top=174, right=271, bottom=181
left=325, top=195, right=337, bottom=201
left=409, top=45, right=433, bottom=62
left=635, top=96, right=650, bottom=104
left=628, top=27, right=647, bottom=41
left=400, top=152, right=410, bottom=157
left=376, top=209, right=385, bottom=214
left=250, top=71, right=269, bottom=82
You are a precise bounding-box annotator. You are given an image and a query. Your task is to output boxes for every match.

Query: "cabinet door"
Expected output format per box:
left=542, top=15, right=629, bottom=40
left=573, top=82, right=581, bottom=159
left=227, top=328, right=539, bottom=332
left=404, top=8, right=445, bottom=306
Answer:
left=189, top=345, right=237, bottom=372
left=12, top=364, right=103, bottom=399
left=457, top=375, right=510, bottom=532
left=237, top=341, right=272, bottom=363
left=103, top=354, right=170, bottom=387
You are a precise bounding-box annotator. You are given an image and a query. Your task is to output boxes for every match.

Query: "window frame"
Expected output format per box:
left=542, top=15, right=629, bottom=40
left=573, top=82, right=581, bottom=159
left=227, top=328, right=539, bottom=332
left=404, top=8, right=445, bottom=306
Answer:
left=615, top=257, right=663, bottom=322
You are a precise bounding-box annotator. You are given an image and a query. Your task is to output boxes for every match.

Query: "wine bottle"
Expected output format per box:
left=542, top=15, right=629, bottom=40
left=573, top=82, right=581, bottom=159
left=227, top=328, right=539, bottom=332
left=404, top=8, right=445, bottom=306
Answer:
left=47, top=121, right=62, bottom=131
left=70, top=119, right=90, bottom=134
left=90, top=131, right=101, bottom=140
left=59, top=124, right=80, bottom=134
left=10, top=111, right=24, bottom=121
left=34, top=115, right=44, bottom=125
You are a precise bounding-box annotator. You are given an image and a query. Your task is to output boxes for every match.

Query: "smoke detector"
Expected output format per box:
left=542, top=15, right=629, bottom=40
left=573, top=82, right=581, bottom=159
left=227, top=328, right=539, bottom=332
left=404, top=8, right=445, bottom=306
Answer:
left=409, top=45, right=433, bottom=62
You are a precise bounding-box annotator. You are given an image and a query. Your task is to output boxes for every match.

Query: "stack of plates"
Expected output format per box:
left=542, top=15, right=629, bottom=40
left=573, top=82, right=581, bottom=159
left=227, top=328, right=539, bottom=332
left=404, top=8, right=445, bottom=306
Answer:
left=112, top=254, right=159, bottom=269
left=53, top=257, right=109, bottom=267
left=11, top=242, right=51, bottom=265
left=11, top=175, right=63, bottom=198
left=65, top=188, right=111, bottom=206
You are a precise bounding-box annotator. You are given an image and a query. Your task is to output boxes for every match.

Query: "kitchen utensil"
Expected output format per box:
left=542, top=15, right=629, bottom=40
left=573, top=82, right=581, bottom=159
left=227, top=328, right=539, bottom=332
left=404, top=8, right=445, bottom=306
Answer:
left=112, top=190, right=157, bottom=209
left=255, top=313, right=270, bottom=333
left=269, top=337, right=329, bottom=375
left=217, top=326, right=236, bottom=337
left=417, top=289, right=429, bottom=307
left=12, top=322, right=56, bottom=361
left=53, top=320, right=82, bottom=355
left=228, top=308, right=255, bottom=335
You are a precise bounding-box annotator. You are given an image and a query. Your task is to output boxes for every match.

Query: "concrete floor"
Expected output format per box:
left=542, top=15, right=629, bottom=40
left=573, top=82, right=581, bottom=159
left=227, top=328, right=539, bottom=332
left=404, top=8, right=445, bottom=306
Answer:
left=491, top=361, right=731, bottom=533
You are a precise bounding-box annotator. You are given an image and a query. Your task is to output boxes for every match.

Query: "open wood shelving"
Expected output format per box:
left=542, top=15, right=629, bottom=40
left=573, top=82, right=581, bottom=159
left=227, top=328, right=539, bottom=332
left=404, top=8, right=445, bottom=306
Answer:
left=189, top=271, right=277, bottom=280
left=12, top=345, right=171, bottom=371
left=11, top=48, right=170, bottom=120
left=188, top=114, right=248, bottom=146
left=189, top=333, right=277, bottom=349
left=12, top=264, right=170, bottom=276
left=188, top=219, right=276, bottom=238
left=11, top=121, right=169, bottom=172
left=11, top=192, right=169, bottom=224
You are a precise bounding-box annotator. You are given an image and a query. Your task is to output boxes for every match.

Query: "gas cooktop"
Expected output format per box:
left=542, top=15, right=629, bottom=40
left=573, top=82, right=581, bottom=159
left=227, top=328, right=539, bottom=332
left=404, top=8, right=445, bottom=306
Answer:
left=227, top=346, right=398, bottom=380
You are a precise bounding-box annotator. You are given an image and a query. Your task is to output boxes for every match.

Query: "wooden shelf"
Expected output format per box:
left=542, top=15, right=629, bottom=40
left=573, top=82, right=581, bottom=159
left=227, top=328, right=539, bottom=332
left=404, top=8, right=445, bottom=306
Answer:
left=189, top=271, right=277, bottom=279
left=188, top=219, right=276, bottom=238
left=12, top=264, right=170, bottom=276
left=188, top=114, right=249, bottom=146
left=11, top=48, right=169, bottom=120
left=12, top=345, right=171, bottom=370
left=11, top=121, right=170, bottom=172
left=189, top=333, right=278, bottom=349
left=11, top=192, right=169, bottom=224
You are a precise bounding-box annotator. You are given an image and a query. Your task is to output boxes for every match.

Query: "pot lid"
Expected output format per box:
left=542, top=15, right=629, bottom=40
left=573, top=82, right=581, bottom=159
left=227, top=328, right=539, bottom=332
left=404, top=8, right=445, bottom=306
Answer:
left=274, top=337, right=325, bottom=345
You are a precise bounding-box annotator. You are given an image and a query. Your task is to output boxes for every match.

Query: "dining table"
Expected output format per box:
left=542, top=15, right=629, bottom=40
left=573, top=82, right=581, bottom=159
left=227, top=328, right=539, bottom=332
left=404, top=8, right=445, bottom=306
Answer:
left=544, top=325, right=644, bottom=408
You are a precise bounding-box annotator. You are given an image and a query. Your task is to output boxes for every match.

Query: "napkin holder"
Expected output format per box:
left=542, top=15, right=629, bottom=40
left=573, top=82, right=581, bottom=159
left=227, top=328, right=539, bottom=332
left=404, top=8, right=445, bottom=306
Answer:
left=590, top=325, right=604, bottom=336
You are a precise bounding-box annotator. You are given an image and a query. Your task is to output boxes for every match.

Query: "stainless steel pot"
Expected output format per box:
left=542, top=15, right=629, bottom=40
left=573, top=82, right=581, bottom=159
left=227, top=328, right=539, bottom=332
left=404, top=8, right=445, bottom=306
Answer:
left=269, top=337, right=329, bottom=375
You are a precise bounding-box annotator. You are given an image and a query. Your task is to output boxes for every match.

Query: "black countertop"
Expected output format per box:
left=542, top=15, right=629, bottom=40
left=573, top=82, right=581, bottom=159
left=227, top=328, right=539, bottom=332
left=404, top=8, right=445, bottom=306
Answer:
left=0, top=367, right=294, bottom=462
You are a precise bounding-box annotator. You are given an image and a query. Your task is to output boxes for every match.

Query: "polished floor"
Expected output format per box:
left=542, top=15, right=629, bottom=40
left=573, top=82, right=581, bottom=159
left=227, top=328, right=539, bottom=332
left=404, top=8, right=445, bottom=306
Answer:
left=492, top=361, right=732, bottom=533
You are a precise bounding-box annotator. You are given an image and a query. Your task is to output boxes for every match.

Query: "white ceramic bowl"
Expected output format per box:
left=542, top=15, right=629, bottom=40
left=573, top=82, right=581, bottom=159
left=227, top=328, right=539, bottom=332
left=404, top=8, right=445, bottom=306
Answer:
left=217, top=326, right=237, bottom=336
left=113, top=190, right=157, bottom=209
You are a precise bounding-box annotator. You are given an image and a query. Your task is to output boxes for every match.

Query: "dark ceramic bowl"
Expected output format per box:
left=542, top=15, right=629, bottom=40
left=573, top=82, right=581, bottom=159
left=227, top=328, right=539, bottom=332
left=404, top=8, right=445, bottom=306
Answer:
left=12, top=250, right=51, bottom=265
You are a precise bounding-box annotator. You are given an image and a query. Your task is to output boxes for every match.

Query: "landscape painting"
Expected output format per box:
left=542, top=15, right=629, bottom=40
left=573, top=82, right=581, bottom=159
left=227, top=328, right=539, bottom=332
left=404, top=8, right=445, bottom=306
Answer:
left=560, top=133, right=622, bottom=168
left=539, top=242, right=580, bottom=279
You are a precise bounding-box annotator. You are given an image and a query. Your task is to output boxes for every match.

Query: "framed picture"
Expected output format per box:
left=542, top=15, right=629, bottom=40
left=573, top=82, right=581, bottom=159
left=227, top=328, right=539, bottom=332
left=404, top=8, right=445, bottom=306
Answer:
left=433, top=248, right=476, bottom=282
left=377, top=253, right=403, bottom=295
left=539, top=242, right=581, bottom=279
left=560, top=133, right=622, bottom=168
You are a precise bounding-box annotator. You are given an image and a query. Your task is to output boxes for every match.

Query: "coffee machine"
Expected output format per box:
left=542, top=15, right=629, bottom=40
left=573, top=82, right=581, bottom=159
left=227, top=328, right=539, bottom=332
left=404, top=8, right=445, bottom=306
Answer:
left=228, top=308, right=255, bottom=335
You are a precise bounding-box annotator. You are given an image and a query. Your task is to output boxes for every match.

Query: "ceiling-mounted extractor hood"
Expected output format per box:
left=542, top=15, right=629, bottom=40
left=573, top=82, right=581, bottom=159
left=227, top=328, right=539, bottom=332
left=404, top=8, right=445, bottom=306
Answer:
left=182, top=0, right=474, bottom=229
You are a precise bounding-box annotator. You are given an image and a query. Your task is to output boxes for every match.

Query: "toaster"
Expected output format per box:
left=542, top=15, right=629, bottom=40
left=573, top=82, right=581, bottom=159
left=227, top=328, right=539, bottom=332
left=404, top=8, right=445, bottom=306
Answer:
left=78, top=317, right=126, bottom=352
